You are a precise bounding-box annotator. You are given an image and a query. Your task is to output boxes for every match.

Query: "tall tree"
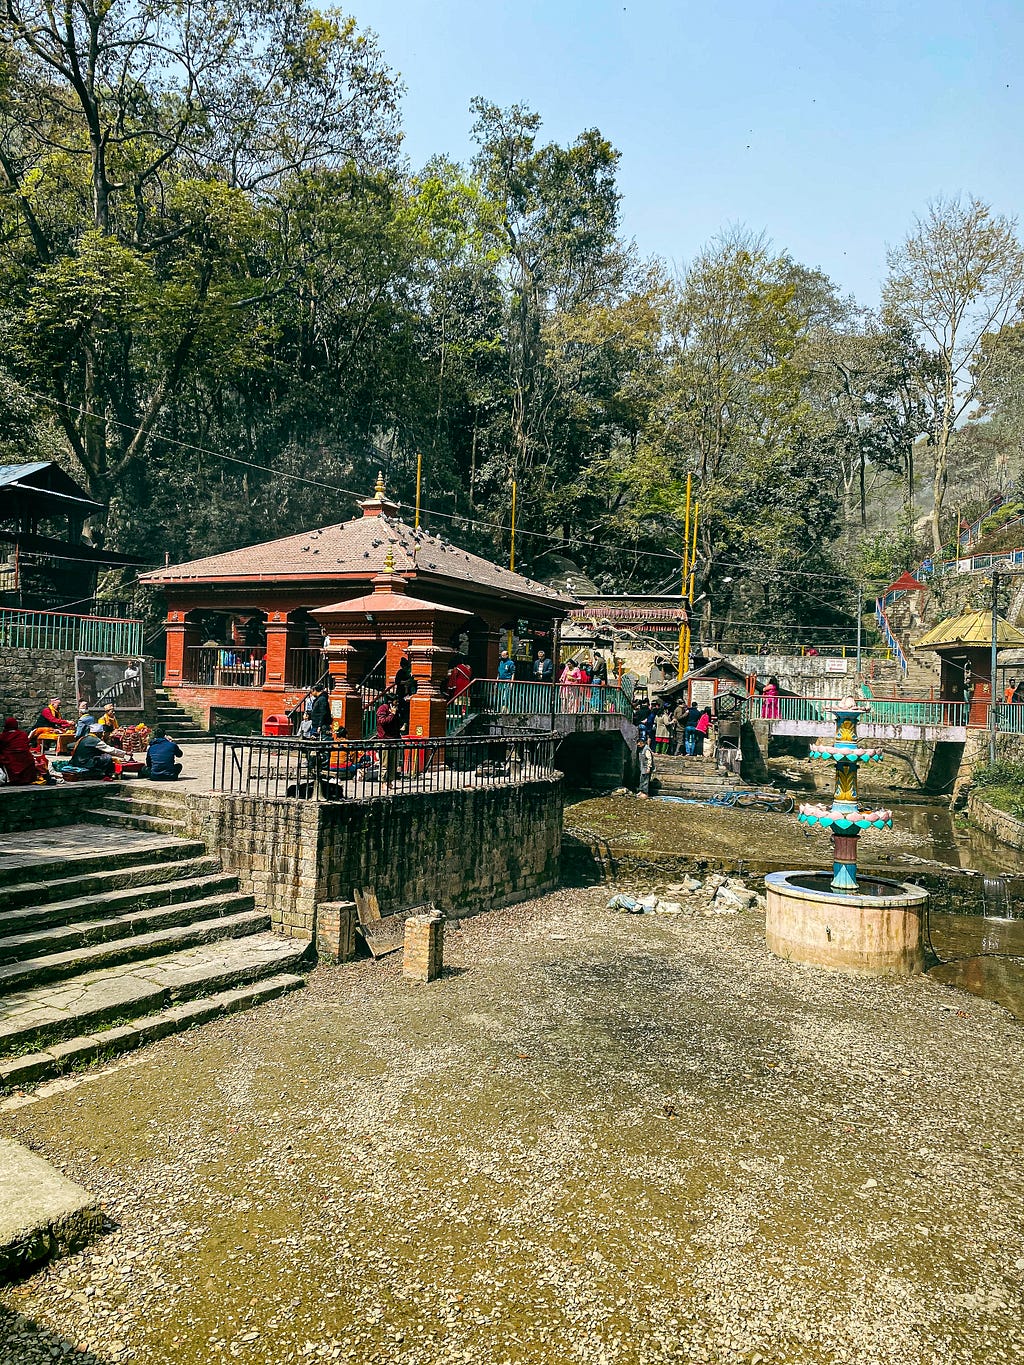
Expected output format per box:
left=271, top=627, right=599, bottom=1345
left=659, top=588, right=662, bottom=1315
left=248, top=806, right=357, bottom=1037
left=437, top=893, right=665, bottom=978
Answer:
left=882, top=196, right=1024, bottom=553
left=0, top=0, right=399, bottom=534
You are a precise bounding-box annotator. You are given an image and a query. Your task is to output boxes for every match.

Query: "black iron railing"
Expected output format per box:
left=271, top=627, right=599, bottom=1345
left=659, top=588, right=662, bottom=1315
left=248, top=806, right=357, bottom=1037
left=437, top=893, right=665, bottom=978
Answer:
left=212, top=732, right=558, bottom=802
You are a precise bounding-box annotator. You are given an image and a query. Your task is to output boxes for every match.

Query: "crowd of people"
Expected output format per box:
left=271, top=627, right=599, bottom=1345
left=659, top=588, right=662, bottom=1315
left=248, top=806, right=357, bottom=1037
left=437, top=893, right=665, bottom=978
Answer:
left=634, top=697, right=715, bottom=757
left=0, top=696, right=184, bottom=786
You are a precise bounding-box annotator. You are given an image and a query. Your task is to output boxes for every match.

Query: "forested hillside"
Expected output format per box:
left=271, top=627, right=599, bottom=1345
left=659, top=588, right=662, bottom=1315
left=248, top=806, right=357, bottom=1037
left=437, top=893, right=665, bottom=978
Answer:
left=2, top=0, right=1023, bottom=645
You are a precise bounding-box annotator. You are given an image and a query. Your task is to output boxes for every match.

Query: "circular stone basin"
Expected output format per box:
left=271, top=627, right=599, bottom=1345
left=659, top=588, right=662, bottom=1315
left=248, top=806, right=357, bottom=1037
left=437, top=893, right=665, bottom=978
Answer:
left=765, top=871, right=929, bottom=977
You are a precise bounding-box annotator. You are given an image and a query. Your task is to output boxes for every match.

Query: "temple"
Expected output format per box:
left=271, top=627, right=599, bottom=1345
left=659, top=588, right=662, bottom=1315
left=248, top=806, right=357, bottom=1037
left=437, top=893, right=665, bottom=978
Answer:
left=140, top=475, right=576, bottom=733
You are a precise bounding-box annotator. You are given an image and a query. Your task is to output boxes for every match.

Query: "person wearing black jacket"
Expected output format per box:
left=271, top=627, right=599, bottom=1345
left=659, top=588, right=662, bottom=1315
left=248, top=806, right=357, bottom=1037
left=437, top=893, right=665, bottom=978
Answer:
left=309, top=687, right=332, bottom=739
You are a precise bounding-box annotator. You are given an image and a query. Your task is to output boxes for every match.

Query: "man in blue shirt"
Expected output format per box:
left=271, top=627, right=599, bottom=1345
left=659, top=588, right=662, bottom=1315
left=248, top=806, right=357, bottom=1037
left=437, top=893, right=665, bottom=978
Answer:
left=497, top=648, right=516, bottom=712
left=144, top=727, right=183, bottom=781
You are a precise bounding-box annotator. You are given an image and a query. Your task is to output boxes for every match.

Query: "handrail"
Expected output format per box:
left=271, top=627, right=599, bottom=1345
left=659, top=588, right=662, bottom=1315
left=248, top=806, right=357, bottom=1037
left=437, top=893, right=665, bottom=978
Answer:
left=0, top=606, right=144, bottom=655
left=874, top=599, right=908, bottom=675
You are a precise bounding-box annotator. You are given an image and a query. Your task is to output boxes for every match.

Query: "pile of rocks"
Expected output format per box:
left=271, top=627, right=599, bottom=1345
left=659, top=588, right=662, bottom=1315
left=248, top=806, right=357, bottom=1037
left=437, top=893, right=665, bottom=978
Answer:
left=607, top=873, right=766, bottom=918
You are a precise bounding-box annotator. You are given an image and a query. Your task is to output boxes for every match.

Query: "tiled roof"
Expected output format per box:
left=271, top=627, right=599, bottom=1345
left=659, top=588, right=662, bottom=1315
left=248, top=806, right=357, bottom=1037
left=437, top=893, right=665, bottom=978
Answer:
left=140, top=513, right=576, bottom=612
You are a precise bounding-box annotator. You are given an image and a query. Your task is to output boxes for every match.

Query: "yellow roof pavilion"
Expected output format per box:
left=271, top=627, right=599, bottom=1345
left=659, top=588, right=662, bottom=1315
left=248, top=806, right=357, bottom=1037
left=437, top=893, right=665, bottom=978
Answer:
left=916, top=608, right=1024, bottom=651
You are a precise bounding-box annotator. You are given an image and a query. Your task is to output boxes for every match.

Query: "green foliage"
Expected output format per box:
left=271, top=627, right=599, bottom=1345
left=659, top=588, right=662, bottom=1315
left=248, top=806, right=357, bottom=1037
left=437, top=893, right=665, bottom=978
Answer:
left=972, top=761, right=1024, bottom=819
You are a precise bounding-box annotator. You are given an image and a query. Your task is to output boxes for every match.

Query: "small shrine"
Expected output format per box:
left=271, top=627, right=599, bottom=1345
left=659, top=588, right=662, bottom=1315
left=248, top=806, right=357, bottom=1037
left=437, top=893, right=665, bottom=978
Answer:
left=916, top=608, right=1024, bottom=725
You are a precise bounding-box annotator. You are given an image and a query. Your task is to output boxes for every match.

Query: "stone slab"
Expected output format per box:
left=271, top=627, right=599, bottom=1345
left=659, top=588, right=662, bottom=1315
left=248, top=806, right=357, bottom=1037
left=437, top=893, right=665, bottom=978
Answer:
left=0, top=1137, right=103, bottom=1278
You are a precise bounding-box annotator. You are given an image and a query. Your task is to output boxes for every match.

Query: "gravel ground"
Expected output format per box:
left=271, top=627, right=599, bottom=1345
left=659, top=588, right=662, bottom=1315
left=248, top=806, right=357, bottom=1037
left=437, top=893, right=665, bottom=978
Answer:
left=1, top=887, right=1023, bottom=1365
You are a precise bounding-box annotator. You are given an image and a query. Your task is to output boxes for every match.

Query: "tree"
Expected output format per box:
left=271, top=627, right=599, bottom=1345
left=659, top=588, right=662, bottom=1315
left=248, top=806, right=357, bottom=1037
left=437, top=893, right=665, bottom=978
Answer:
left=883, top=196, right=1024, bottom=553
left=0, top=0, right=399, bottom=534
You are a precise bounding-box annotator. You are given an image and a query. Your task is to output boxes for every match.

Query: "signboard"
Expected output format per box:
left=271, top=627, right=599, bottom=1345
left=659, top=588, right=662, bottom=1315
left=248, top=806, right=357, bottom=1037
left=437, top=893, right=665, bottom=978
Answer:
left=74, top=656, right=145, bottom=711
left=824, top=658, right=849, bottom=674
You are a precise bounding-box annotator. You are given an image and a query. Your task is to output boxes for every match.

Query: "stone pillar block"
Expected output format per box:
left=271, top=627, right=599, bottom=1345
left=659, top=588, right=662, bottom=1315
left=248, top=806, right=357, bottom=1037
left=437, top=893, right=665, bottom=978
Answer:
left=403, top=911, right=444, bottom=982
left=316, top=900, right=357, bottom=964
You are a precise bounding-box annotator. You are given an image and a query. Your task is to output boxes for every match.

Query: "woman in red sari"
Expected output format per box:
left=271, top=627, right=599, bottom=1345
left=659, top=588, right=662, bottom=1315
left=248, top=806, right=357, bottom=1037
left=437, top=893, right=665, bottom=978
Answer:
left=0, top=718, right=38, bottom=785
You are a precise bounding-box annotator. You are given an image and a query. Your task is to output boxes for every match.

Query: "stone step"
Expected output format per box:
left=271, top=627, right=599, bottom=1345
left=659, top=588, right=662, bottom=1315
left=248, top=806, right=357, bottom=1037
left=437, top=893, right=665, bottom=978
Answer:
left=0, top=934, right=310, bottom=1071
left=0, top=855, right=222, bottom=913
left=93, top=793, right=190, bottom=821
left=84, top=809, right=184, bottom=836
left=0, top=973, right=305, bottom=1090
left=0, top=871, right=237, bottom=938
left=0, top=904, right=266, bottom=997
left=0, top=837, right=208, bottom=890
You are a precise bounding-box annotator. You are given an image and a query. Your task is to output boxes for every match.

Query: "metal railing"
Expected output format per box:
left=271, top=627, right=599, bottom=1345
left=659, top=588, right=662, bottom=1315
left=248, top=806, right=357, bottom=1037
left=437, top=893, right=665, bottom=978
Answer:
left=874, top=600, right=908, bottom=674
left=185, top=646, right=266, bottom=687
left=0, top=607, right=144, bottom=654
left=286, top=647, right=327, bottom=690
left=997, top=703, right=1024, bottom=735
left=744, top=695, right=969, bottom=728
left=212, top=732, right=558, bottom=802
left=454, top=677, right=633, bottom=720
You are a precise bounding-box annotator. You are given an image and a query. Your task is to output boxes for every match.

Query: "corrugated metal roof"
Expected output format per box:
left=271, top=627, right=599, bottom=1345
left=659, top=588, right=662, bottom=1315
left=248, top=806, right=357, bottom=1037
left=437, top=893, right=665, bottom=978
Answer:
left=0, top=462, right=51, bottom=486
left=916, top=608, right=1024, bottom=650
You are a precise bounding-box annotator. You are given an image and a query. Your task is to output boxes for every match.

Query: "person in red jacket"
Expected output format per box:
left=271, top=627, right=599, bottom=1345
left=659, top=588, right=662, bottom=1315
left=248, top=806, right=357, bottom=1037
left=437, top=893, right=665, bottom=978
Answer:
left=36, top=698, right=72, bottom=731
left=0, top=717, right=38, bottom=785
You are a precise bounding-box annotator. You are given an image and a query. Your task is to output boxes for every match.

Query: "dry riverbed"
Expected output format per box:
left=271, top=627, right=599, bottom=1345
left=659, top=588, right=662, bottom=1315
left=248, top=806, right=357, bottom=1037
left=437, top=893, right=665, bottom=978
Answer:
left=2, top=887, right=1023, bottom=1364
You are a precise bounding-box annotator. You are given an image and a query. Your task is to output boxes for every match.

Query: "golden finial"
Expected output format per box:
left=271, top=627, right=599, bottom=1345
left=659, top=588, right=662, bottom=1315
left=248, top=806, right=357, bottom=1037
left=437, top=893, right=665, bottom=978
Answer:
left=374, top=470, right=386, bottom=499
left=383, top=546, right=396, bottom=573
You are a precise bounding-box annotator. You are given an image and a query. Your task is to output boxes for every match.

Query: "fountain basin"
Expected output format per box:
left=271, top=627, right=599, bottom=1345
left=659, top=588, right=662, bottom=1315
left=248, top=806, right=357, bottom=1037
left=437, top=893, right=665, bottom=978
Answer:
left=765, top=871, right=929, bottom=976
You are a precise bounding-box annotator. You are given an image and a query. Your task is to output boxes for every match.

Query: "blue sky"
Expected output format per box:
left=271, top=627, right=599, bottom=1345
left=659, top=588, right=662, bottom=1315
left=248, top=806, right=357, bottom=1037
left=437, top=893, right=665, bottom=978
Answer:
left=354, top=0, right=1024, bottom=306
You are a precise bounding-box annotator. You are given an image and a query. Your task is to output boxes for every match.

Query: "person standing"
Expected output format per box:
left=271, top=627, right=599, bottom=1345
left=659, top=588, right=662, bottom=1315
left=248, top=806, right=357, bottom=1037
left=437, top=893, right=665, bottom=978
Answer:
left=694, top=706, right=712, bottom=757
left=1005, top=677, right=1018, bottom=706
left=533, top=650, right=553, bottom=683
left=497, top=648, right=516, bottom=711
left=654, top=708, right=671, bottom=754
left=591, top=651, right=608, bottom=711
left=761, top=676, right=780, bottom=720
left=637, top=737, right=654, bottom=798
left=309, top=686, right=332, bottom=740
left=375, top=692, right=402, bottom=785
left=683, top=700, right=701, bottom=755
left=671, top=698, right=688, bottom=755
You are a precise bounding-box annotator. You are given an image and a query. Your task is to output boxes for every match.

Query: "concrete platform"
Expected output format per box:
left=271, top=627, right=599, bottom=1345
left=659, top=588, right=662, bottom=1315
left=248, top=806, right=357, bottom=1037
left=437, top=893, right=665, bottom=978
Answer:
left=0, top=1137, right=102, bottom=1278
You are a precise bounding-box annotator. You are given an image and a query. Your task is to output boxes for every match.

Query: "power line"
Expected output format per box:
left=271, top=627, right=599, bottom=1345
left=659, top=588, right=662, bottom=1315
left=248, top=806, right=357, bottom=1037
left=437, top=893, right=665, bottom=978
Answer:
left=24, top=387, right=892, bottom=589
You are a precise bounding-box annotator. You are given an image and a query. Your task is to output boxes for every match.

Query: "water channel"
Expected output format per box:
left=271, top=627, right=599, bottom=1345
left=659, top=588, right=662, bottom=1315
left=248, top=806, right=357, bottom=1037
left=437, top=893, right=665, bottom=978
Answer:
left=566, top=794, right=1024, bottom=1021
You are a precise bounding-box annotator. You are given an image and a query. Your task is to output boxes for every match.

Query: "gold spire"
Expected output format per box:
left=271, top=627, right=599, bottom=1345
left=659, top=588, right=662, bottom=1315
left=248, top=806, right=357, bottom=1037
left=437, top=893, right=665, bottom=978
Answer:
left=374, top=470, right=386, bottom=499
left=383, top=546, right=396, bottom=573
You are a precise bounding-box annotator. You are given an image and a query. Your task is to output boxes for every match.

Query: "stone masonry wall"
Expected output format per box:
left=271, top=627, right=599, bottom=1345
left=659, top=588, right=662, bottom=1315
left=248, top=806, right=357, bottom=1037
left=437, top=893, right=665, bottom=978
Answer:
left=169, top=777, right=563, bottom=939
left=967, top=791, right=1024, bottom=852
left=0, top=784, right=101, bottom=834
left=0, top=649, right=157, bottom=729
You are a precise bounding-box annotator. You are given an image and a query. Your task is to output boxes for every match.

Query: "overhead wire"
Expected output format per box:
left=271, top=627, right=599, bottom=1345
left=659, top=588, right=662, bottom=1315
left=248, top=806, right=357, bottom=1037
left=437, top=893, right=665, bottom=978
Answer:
left=23, top=387, right=893, bottom=591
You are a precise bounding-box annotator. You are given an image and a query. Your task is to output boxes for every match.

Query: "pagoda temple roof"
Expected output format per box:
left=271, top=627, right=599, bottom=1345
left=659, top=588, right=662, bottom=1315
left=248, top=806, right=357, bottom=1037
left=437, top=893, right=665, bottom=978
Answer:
left=916, top=608, right=1024, bottom=650
left=140, top=480, right=576, bottom=616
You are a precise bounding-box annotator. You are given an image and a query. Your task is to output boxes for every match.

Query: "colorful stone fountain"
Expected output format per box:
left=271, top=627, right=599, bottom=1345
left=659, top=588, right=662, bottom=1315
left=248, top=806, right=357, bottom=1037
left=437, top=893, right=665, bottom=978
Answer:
left=764, top=696, right=929, bottom=976
left=797, top=699, right=892, bottom=892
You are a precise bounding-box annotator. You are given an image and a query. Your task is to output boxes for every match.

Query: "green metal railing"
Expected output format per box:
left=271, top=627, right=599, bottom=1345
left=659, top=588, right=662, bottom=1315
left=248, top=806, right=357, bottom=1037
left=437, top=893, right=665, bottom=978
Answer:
left=0, top=608, right=144, bottom=655
left=449, top=678, right=632, bottom=723
left=744, top=695, right=970, bottom=728
left=997, top=703, right=1024, bottom=735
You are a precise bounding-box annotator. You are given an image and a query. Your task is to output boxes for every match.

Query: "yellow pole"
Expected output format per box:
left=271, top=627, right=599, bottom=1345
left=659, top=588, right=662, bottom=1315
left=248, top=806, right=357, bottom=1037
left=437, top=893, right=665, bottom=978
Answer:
left=415, top=452, right=422, bottom=529
left=510, top=480, right=517, bottom=572
left=685, top=502, right=700, bottom=670
left=678, top=474, right=692, bottom=679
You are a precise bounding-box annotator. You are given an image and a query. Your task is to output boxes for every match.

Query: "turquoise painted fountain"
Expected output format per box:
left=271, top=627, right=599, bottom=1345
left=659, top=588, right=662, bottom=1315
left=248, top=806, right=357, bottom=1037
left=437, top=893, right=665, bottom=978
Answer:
left=765, top=695, right=928, bottom=976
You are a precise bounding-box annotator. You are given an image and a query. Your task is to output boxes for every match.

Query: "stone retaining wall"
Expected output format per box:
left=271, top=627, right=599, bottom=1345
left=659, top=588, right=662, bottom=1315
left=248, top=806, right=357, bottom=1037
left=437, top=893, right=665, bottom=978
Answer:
left=967, top=791, right=1024, bottom=851
left=0, top=785, right=101, bottom=835
left=171, top=777, right=563, bottom=939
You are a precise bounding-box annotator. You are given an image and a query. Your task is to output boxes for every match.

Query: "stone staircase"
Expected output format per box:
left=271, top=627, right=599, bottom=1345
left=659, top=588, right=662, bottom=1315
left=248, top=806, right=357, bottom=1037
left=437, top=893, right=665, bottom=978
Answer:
left=84, top=785, right=191, bottom=839
left=653, top=754, right=744, bottom=800
left=153, top=687, right=208, bottom=743
left=0, top=826, right=309, bottom=1090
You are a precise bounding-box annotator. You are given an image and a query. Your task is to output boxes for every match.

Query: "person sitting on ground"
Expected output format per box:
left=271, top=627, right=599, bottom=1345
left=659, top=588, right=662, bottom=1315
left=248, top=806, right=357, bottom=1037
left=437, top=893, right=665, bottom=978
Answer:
left=73, top=701, right=97, bottom=739
left=637, top=737, right=654, bottom=798
left=67, top=724, right=127, bottom=780
left=39, top=698, right=72, bottom=731
left=0, top=717, right=38, bottom=786
left=97, top=706, right=118, bottom=730
left=143, top=727, right=183, bottom=781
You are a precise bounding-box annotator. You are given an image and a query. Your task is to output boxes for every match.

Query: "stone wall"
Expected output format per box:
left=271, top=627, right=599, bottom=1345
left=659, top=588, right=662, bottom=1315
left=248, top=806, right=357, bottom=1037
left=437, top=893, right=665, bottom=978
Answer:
left=171, top=777, right=563, bottom=938
left=0, top=649, right=157, bottom=729
left=0, top=784, right=101, bottom=834
left=967, top=791, right=1024, bottom=851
